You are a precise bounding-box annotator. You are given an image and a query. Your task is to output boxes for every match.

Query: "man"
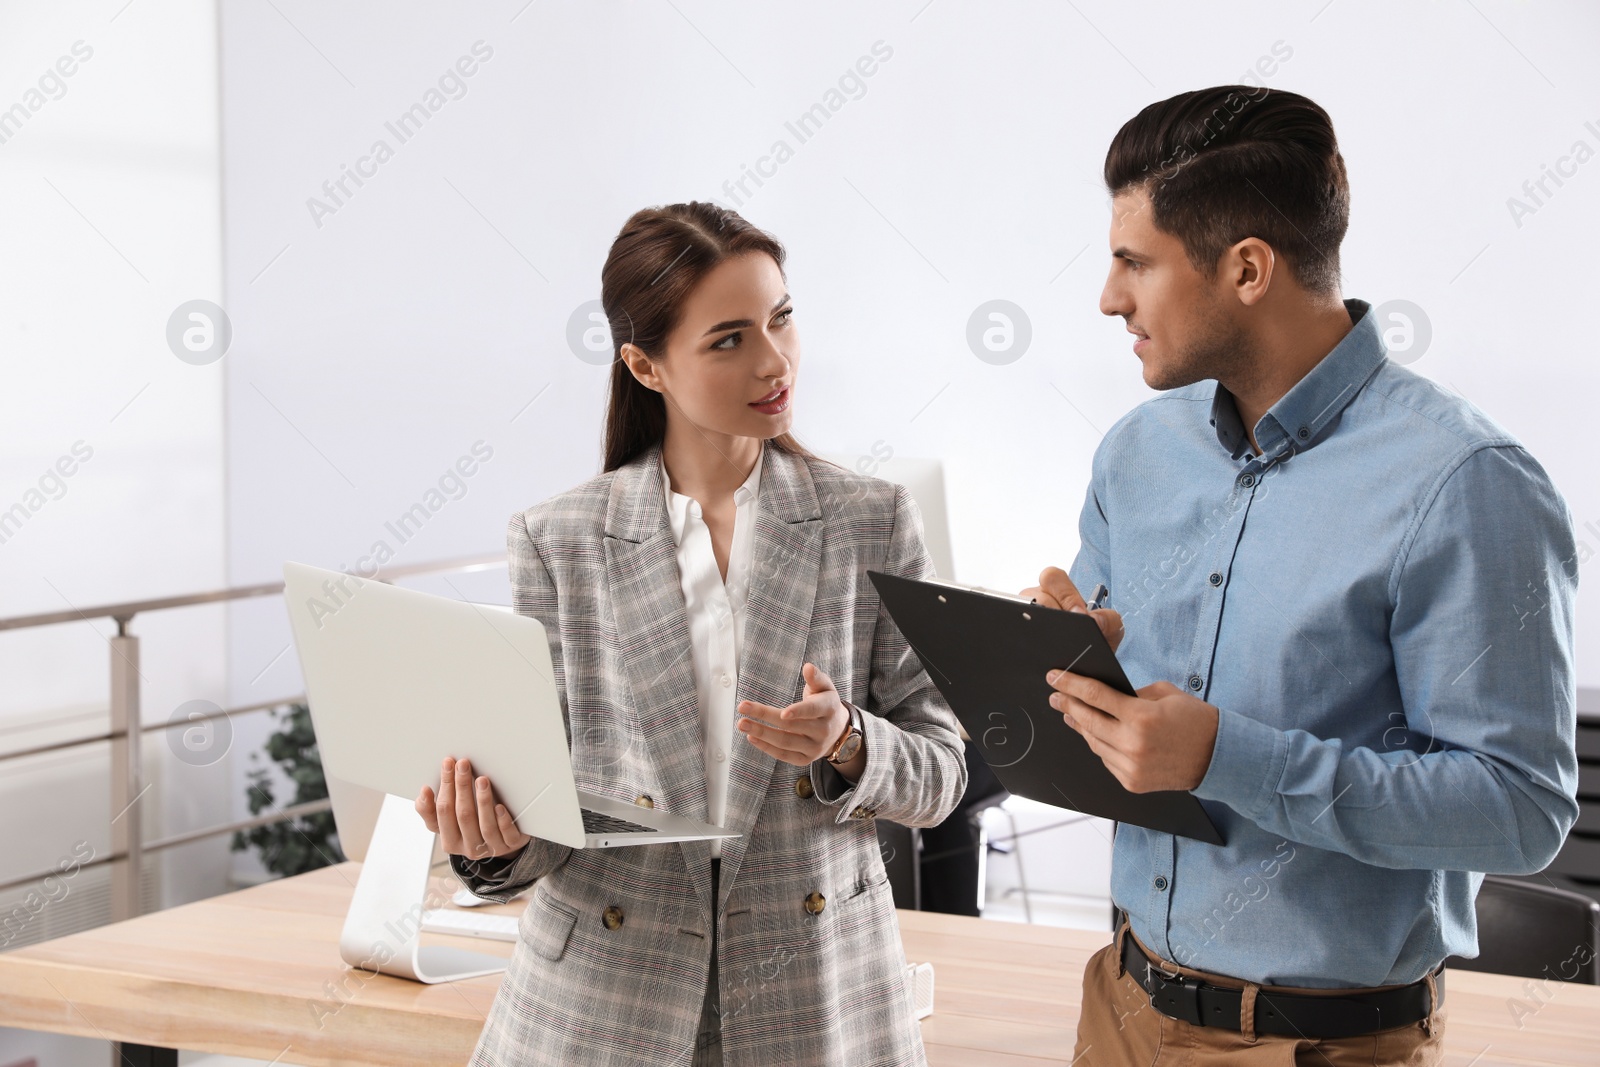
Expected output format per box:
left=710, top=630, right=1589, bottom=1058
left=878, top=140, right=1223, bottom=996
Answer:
left=1024, top=85, right=1581, bottom=1064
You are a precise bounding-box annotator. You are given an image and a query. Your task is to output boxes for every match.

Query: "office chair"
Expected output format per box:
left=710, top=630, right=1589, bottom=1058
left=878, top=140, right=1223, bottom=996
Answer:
left=1446, top=875, right=1600, bottom=984
left=971, top=789, right=1030, bottom=922
left=877, top=789, right=1020, bottom=916
left=877, top=820, right=921, bottom=910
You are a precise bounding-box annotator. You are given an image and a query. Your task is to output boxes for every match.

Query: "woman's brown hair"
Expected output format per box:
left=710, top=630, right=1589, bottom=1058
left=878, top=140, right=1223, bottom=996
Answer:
left=599, top=201, right=819, bottom=473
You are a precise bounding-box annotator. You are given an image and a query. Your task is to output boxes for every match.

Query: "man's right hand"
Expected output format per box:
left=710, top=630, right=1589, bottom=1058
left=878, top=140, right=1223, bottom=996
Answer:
left=414, top=755, right=531, bottom=863
left=1020, top=566, right=1125, bottom=653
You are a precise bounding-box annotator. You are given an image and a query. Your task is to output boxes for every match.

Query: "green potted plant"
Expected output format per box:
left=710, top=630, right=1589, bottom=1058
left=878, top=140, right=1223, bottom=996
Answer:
left=230, top=701, right=344, bottom=877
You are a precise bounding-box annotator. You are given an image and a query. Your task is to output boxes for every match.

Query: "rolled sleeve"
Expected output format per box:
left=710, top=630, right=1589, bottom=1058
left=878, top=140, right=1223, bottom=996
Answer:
left=446, top=841, right=572, bottom=904
left=808, top=701, right=899, bottom=819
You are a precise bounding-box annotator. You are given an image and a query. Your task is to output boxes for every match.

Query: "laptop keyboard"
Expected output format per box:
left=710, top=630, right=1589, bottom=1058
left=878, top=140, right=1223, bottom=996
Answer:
left=580, top=809, right=659, bottom=835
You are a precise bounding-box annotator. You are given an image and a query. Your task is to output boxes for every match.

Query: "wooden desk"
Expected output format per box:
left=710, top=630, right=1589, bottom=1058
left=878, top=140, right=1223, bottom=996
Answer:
left=0, top=862, right=1595, bottom=1066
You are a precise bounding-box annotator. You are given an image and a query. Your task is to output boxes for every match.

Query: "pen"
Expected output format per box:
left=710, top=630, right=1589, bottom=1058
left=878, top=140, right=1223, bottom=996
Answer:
left=1087, top=583, right=1110, bottom=611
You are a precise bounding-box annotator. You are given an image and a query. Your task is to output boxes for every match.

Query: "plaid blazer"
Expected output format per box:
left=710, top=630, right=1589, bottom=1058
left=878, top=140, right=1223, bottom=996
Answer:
left=449, top=439, right=967, bottom=1067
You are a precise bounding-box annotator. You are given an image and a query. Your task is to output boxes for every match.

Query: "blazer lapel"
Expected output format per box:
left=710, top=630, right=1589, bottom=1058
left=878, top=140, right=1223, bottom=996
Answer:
left=602, top=444, right=712, bottom=904
left=713, top=442, right=822, bottom=913
left=602, top=440, right=823, bottom=925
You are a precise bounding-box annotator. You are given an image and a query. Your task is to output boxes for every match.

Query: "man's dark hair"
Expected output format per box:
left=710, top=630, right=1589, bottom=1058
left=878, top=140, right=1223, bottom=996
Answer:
left=1104, top=86, right=1349, bottom=295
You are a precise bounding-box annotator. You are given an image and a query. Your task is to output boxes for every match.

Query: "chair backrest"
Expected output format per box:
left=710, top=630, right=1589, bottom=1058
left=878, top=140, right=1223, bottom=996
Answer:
left=1446, top=876, right=1600, bottom=985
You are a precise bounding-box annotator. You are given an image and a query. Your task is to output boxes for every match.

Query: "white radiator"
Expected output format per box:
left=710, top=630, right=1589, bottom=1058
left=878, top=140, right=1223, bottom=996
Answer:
left=0, top=700, right=163, bottom=951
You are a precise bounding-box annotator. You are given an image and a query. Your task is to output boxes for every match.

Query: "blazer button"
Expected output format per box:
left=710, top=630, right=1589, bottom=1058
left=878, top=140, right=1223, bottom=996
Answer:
left=794, top=775, right=814, bottom=799
left=804, top=891, right=827, bottom=915
left=602, top=905, right=625, bottom=930
left=634, top=793, right=654, bottom=809
left=851, top=805, right=875, bottom=820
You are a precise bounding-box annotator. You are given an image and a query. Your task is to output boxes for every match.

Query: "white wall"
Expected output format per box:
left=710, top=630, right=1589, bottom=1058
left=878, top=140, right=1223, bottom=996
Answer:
left=217, top=0, right=1599, bottom=709
left=0, top=1, right=229, bottom=1062
left=0, top=1, right=234, bottom=875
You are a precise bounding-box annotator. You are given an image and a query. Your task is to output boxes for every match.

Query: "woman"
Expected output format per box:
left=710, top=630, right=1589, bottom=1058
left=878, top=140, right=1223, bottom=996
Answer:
left=415, top=201, right=967, bottom=1066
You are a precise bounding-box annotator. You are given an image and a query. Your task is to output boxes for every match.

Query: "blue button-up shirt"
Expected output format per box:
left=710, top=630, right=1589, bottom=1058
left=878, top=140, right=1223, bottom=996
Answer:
left=1069, top=297, right=1581, bottom=988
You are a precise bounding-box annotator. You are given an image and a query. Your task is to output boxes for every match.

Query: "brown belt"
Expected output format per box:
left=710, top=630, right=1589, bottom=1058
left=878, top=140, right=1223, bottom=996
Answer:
left=1120, top=928, right=1443, bottom=1040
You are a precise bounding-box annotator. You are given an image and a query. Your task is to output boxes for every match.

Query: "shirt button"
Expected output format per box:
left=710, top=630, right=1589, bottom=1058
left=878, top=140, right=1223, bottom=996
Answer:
left=1154, top=876, right=1169, bottom=892
left=720, top=674, right=732, bottom=687
left=1297, top=426, right=1310, bottom=440
left=795, top=775, right=815, bottom=799
left=715, top=750, right=726, bottom=763
left=634, top=793, right=654, bottom=809
left=602, top=905, right=625, bottom=930
left=804, top=891, right=827, bottom=915
left=1207, top=572, right=1223, bottom=587
left=1187, top=674, right=1203, bottom=691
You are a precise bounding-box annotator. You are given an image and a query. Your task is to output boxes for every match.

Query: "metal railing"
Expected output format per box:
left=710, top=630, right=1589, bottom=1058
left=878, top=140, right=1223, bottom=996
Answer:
left=0, top=552, right=507, bottom=919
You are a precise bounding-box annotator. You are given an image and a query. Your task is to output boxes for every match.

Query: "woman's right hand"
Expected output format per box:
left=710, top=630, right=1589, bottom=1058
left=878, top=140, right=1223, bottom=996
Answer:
left=414, top=755, right=531, bottom=862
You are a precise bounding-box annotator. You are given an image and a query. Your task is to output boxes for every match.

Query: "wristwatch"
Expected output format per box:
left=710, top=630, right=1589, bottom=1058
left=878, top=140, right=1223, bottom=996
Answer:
left=826, top=700, right=865, bottom=765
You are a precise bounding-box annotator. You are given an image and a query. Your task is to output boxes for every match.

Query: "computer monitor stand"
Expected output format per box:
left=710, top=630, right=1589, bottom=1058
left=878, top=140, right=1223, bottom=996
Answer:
left=338, top=791, right=509, bottom=983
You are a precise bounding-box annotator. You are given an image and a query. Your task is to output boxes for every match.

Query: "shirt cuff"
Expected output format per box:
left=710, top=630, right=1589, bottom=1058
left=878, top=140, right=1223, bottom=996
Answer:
left=811, top=756, right=853, bottom=804
left=1192, top=705, right=1288, bottom=819
left=448, top=850, right=520, bottom=887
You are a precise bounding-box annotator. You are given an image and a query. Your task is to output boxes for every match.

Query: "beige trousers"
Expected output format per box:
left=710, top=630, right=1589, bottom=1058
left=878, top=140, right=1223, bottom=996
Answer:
left=1072, top=921, right=1445, bottom=1066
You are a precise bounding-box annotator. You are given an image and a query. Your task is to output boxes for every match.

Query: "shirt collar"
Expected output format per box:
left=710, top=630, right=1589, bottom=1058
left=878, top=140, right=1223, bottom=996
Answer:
left=660, top=446, right=765, bottom=522
left=1210, top=297, right=1386, bottom=460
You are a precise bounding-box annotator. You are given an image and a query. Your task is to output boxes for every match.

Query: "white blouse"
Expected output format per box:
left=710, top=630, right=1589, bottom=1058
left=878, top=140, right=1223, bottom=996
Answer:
left=661, top=447, right=764, bottom=857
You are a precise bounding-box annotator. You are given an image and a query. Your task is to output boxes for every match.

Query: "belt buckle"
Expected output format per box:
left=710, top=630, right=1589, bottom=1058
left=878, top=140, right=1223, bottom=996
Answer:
left=1145, top=962, right=1204, bottom=1026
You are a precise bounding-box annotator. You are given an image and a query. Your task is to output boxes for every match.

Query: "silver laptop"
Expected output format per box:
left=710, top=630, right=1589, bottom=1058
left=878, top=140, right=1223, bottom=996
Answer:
left=282, top=560, right=738, bottom=849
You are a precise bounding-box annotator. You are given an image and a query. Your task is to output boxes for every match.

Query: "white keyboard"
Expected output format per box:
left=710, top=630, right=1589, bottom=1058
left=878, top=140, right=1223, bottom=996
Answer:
left=420, top=908, right=520, bottom=942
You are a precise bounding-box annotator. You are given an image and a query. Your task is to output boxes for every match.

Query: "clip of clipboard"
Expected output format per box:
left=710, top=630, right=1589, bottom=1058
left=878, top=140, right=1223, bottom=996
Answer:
left=867, top=571, right=1225, bottom=846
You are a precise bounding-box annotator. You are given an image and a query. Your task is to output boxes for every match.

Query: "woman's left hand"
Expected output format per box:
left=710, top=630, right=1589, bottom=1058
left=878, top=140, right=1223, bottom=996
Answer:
left=737, top=662, right=851, bottom=767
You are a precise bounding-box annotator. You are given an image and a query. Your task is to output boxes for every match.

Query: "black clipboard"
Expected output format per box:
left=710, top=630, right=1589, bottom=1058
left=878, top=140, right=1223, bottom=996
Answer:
left=868, top=570, right=1225, bottom=846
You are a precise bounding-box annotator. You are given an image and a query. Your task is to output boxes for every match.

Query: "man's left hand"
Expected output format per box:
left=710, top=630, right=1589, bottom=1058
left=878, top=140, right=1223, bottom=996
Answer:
left=1046, top=671, right=1218, bottom=793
